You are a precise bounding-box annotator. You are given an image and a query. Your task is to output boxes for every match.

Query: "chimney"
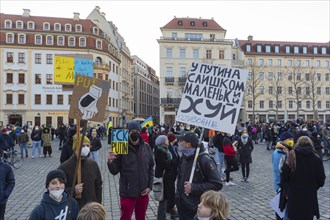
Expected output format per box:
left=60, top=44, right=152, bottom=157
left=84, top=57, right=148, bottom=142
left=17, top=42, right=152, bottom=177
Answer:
left=22, top=9, right=30, bottom=18
left=73, top=12, right=80, bottom=21
left=248, top=35, right=253, bottom=41
left=95, top=6, right=100, bottom=11
left=101, top=12, right=106, bottom=18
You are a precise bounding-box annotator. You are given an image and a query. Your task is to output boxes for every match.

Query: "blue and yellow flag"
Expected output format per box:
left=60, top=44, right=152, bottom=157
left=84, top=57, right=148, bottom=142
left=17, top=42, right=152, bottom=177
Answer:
left=106, top=118, right=113, bottom=137
left=141, top=116, right=153, bottom=128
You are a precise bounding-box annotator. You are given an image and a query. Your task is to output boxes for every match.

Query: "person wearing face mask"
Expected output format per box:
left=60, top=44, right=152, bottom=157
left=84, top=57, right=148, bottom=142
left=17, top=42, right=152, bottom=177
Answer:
left=30, top=125, right=42, bottom=159
left=107, top=121, right=154, bottom=220
left=59, top=136, right=102, bottom=209
left=0, top=128, right=15, bottom=158
left=272, top=131, right=294, bottom=220
left=175, top=132, right=222, bottom=220
left=193, top=190, right=230, bottom=220
left=237, top=132, right=254, bottom=182
left=29, top=169, right=79, bottom=220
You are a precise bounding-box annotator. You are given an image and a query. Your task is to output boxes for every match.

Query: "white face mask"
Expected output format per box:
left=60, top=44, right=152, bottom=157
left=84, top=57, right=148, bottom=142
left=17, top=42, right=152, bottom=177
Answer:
left=198, top=217, right=210, bottom=220
left=81, top=146, right=90, bottom=157
left=49, top=189, right=64, bottom=200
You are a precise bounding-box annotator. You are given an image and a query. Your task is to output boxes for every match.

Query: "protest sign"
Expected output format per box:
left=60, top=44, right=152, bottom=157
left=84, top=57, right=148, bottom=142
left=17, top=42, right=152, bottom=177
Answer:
left=68, top=75, right=110, bottom=122
left=111, top=129, right=128, bottom=154
left=176, top=62, right=248, bottom=135
left=54, top=54, right=94, bottom=84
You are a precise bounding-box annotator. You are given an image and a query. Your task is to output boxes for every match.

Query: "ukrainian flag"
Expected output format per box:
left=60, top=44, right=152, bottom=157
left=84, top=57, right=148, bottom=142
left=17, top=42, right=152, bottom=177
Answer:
left=141, top=116, right=153, bottom=128
left=106, top=118, right=113, bottom=137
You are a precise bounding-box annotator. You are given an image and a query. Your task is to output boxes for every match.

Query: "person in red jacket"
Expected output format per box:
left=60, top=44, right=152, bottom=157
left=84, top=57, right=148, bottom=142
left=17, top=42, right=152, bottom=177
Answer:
left=140, top=127, right=149, bottom=144
left=223, top=137, right=239, bottom=186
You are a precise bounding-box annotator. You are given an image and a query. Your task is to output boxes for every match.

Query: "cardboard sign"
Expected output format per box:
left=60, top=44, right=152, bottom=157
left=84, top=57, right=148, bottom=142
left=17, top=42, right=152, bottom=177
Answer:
left=111, top=129, right=128, bottom=154
left=54, top=55, right=94, bottom=84
left=176, top=62, right=248, bottom=135
left=68, top=75, right=110, bottom=122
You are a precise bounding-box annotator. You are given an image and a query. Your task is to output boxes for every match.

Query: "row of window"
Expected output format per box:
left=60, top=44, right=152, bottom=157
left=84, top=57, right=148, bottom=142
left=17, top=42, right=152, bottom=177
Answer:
left=247, top=100, right=330, bottom=109
left=166, top=48, right=226, bottom=60
left=4, top=20, right=100, bottom=35
left=5, top=93, right=120, bottom=107
left=248, top=72, right=330, bottom=81
left=247, top=58, right=330, bottom=68
left=5, top=33, right=103, bottom=49
left=247, top=86, right=330, bottom=95
left=4, top=73, right=120, bottom=91
left=245, top=44, right=328, bottom=55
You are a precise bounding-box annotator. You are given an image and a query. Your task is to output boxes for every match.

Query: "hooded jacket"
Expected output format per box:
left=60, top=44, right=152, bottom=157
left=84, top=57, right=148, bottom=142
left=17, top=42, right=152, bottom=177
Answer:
left=28, top=191, right=79, bottom=220
left=272, top=141, right=291, bottom=192
left=175, top=145, right=223, bottom=217
left=107, top=137, right=154, bottom=198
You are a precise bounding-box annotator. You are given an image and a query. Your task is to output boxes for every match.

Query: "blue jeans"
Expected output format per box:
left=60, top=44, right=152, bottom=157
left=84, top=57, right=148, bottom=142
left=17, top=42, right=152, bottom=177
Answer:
left=90, top=150, right=99, bottom=162
left=32, top=140, right=41, bottom=157
left=214, top=148, right=226, bottom=177
left=20, top=143, right=28, bottom=157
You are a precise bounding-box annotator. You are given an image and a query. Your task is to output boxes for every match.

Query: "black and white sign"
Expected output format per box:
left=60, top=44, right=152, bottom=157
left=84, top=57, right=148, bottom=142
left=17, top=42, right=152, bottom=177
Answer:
left=176, top=62, right=248, bottom=135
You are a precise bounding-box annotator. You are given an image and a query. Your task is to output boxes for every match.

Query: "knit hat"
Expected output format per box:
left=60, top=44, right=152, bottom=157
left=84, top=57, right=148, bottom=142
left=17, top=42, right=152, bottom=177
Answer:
left=45, top=169, right=66, bottom=188
left=72, top=136, right=90, bottom=150
left=280, top=131, right=294, bottom=141
left=155, top=135, right=168, bottom=146
left=179, top=132, right=199, bottom=148
left=127, top=121, right=141, bottom=132
left=1, top=128, right=8, bottom=133
left=167, top=133, right=176, bottom=142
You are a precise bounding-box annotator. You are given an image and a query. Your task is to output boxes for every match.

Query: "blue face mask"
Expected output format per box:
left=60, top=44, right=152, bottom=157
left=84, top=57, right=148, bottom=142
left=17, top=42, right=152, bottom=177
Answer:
left=178, top=145, right=196, bottom=156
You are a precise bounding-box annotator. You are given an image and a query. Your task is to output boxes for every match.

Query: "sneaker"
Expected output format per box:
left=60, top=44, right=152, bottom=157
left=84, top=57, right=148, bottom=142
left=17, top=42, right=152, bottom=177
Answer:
left=31, top=156, right=34, bottom=159
left=244, top=177, right=249, bottom=182
left=225, top=181, right=236, bottom=186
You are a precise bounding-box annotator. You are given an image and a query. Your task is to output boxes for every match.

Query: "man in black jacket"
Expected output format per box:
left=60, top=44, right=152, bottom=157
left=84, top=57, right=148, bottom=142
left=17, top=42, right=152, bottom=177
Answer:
left=175, top=132, right=223, bottom=220
left=107, top=121, right=154, bottom=220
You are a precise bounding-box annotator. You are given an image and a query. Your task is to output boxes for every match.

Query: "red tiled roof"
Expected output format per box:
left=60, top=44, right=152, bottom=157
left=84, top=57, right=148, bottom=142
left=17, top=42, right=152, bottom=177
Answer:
left=161, top=17, right=226, bottom=31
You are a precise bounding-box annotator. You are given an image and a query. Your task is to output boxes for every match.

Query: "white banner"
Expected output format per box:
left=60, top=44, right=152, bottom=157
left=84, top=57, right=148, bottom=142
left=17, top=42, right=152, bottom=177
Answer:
left=176, top=62, right=248, bottom=135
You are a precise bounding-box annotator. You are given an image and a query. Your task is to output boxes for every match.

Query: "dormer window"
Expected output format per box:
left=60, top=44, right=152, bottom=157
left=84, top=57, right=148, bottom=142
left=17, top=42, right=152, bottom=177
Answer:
left=35, top=35, right=42, bottom=45
left=274, top=45, right=280, bottom=53
left=257, top=45, right=262, bottom=52
left=178, top=20, right=183, bottom=26
left=202, top=22, right=208, bottom=27
left=190, top=21, right=195, bottom=26
left=321, top=47, right=327, bottom=54
left=5, top=20, right=12, bottom=28
left=265, top=45, right=271, bottom=53
left=294, top=46, right=299, bottom=54
left=16, top=21, right=23, bottom=29
left=302, top=46, right=308, bottom=54
left=65, top=24, right=72, bottom=32
left=27, top=21, right=35, bottom=29
left=285, top=46, right=290, bottom=53
left=93, top=27, right=99, bottom=35
left=313, top=46, right=318, bottom=54
left=18, top=34, right=26, bottom=44
left=75, top=24, right=82, bottom=32
left=43, top=22, right=50, bottom=30
left=246, top=44, right=251, bottom=52
left=54, top=23, right=61, bottom=31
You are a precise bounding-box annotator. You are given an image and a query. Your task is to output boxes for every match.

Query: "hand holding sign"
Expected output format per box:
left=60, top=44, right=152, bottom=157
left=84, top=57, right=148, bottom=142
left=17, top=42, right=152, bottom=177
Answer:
left=107, top=151, right=117, bottom=164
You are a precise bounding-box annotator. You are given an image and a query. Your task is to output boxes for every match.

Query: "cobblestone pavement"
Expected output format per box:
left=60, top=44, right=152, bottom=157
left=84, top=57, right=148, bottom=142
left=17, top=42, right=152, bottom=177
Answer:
left=5, top=138, right=330, bottom=220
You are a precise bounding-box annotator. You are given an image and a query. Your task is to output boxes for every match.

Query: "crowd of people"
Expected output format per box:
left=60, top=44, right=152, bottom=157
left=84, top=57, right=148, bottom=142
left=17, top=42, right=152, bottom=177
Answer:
left=0, top=119, right=328, bottom=220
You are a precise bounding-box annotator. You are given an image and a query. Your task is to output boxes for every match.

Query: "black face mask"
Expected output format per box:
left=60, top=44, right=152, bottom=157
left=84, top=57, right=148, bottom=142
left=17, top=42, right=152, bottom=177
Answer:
left=130, top=132, right=140, bottom=142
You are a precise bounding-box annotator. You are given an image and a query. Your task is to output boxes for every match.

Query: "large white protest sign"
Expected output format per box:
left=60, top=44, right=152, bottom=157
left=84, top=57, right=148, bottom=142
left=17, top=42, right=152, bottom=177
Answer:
left=176, top=62, right=248, bottom=135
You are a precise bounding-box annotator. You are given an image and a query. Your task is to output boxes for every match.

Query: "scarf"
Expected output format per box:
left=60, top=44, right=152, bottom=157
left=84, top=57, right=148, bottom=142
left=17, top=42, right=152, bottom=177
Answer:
left=158, top=145, right=172, bottom=160
left=241, top=134, right=249, bottom=144
left=178, top=145, right=196, bottom=157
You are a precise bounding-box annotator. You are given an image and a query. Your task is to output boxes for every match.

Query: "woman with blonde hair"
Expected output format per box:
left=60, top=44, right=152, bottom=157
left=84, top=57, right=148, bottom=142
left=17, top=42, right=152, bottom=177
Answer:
left=194, top=190, right=230, bottom=220
left=77, top=202, right=106, bottom=220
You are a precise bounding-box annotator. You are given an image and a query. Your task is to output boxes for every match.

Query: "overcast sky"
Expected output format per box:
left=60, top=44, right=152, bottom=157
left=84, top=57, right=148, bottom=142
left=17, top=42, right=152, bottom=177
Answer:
left=1, top=0, right=329, bottom=74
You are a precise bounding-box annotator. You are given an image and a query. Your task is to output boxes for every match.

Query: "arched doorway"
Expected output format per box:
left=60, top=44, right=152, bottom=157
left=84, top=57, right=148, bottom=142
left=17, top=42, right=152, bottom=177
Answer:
left=8, top=114, right=22, bottom=126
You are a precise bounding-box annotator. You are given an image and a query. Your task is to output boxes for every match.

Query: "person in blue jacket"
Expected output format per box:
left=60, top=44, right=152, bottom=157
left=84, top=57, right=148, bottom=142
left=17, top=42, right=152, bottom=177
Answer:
left=29, top=169, right=79, bottom=220
left=0, top=157, right=15, bottom=220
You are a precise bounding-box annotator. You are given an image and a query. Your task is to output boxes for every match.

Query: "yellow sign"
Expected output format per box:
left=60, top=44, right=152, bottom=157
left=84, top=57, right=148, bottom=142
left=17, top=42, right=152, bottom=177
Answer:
left=54, top=56, right=75, bottom=84
left=111, top=142, right=128, bottom=154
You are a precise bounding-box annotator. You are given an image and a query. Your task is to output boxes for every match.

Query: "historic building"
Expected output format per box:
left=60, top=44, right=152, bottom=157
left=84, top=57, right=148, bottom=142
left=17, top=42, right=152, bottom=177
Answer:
left=131, top=55, right=160, bottom=123
left=0, top=8, right=139, bottom=128
left=157, top=17, right=243, bottom=125
left=238, top=36, right=330, bottom=123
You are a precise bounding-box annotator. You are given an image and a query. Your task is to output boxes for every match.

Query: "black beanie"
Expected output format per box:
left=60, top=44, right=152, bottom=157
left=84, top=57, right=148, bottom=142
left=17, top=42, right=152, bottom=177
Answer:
left=45, top=170, right=66, bottom=188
